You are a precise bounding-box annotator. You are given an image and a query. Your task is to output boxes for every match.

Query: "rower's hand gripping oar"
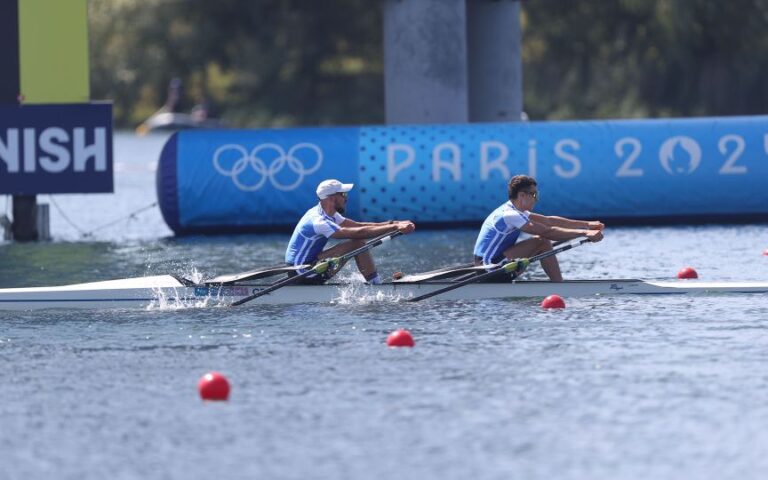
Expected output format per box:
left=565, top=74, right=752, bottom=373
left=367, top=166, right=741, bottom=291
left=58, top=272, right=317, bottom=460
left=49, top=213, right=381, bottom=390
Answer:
left=231, top=230, right=403, bottom=307
left=406, top=237, right=591, bottom=303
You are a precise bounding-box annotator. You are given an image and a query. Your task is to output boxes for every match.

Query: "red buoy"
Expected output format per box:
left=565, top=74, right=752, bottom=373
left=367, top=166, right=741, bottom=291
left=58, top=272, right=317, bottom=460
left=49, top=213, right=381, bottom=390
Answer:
left=541, top=294, right=566, bottom=309
left=386, top=329, right=415, bottom=347
left=198, top=372, right=230, bottom=401
left=677, top=266, right=698, bottom=279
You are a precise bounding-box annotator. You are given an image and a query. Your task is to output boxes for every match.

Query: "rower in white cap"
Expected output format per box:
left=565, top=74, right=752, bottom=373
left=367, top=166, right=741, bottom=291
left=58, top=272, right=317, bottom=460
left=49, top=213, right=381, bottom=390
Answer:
left=285, top=179, right=415, bottom=284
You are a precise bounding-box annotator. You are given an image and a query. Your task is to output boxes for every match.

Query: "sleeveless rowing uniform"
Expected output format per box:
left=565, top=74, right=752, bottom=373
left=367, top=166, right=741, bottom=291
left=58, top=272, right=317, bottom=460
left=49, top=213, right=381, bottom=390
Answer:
left=285, top=204, right=346, bottom=266
left=473, top=201, right=530, bottom=265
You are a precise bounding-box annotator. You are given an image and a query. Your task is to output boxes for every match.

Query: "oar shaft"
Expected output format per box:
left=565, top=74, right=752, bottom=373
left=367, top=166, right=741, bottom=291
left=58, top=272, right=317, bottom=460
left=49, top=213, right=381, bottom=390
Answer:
left=528, top=237, right=589, bottom=263
left=341, top=230, right=401, bottom=259
left=231, top=230, right=402, bottom=307
left=231, top=269, right=313, bottom=305
left=407, top=237, right=589, bottom=302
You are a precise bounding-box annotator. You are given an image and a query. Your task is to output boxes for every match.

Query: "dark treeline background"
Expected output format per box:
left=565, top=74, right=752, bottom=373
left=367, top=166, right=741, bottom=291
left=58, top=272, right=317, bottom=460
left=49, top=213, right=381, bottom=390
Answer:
left=89, top=0, right=768, bottom=129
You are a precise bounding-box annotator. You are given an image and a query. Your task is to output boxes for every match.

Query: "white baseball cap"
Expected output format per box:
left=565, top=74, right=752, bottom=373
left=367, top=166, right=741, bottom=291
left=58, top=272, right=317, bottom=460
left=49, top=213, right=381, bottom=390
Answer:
left=316, top=179, right=354, bottom=199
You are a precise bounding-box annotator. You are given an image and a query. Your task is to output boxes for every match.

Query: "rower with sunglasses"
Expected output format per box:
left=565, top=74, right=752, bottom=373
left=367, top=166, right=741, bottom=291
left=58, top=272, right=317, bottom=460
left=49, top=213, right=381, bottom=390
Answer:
left=473, top=175, right=604, bottom=282
left=285, top=179, right=415, bottom=284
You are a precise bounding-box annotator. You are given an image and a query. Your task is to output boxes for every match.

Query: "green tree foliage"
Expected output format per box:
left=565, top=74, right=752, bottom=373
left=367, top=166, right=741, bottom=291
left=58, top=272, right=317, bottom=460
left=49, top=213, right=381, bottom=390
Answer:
left=522, top=0, right=768, bottom=119
left=89, top=0, right=383, bottom=128
left=89, top=0, right=768, bottom=128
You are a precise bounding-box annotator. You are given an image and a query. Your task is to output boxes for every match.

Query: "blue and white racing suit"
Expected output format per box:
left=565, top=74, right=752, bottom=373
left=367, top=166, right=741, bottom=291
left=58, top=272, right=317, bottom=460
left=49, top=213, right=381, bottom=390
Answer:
left=473, top=201, right=530, bottom=265
left=285, top=205, right=346, bottom=282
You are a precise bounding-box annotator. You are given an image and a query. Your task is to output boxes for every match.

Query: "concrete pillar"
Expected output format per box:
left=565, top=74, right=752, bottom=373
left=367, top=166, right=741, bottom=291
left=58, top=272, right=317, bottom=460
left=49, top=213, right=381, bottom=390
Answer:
left=467, top=0, right=523, bottom=122
left=383, top=0, right=469, bottom=124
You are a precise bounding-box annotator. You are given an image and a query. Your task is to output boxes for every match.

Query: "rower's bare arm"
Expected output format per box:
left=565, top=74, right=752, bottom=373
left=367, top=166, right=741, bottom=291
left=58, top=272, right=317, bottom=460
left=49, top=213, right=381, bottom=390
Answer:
left=527, top=213, right=554, bottom=227
left=342, top=219, right=416, bottom=230
left=394, top=220, right=416, bottom=233
left=521, top=220, right=603, bottom=242
left=529, top=213, right=604, bottom=231
left=332, top=225, right=392, bottom=239
left=331, top=221, right=414, bottom=239
left=341, top=219, right=372, bottom=227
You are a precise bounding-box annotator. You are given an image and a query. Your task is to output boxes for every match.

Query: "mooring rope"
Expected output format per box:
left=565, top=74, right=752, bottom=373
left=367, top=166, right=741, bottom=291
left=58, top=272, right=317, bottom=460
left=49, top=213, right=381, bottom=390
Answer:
left=48, top=195, right=158, bottom=238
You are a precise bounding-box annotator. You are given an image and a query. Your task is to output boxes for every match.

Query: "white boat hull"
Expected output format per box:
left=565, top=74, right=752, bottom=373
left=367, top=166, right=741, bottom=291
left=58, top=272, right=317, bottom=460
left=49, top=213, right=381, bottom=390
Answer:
left=0, top=275, right=767, bottom=311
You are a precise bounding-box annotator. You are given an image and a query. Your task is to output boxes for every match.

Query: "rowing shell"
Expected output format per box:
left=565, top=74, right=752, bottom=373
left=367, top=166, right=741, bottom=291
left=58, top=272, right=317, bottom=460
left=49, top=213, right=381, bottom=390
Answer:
left=0, top=274, right=766, bottom=311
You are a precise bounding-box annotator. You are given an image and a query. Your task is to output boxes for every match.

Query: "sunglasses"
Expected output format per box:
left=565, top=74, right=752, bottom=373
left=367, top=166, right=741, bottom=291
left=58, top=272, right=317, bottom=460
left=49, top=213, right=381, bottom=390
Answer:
left=337, top=192, right=348, bottom=199
left=523, top=190, right=539, bottom=200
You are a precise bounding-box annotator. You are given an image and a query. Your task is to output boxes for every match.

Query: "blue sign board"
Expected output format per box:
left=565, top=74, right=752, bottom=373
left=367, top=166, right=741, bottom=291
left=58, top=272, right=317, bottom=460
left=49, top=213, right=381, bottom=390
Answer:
left=157, top=116, right=768, bottom=235
left=0, top=103, right=113, bottom=194
left=158, top=128, right=358, bottom=232
left=357, top=117, right=768, bottom=220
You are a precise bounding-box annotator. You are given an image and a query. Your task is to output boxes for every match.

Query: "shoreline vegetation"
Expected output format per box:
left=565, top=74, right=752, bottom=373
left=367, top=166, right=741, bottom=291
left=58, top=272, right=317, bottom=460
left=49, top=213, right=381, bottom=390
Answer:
left=89, top=0, right=768, bottom=130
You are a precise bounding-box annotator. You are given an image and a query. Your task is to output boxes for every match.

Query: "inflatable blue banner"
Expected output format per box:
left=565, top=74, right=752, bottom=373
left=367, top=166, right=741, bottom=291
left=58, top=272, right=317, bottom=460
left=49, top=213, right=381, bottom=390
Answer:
left=157, top=116, right=768, bottom=234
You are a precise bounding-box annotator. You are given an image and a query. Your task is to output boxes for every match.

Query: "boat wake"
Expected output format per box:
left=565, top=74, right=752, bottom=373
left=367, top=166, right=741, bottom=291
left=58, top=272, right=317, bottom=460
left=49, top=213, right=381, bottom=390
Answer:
left=332, top=276, right=407, bottom=305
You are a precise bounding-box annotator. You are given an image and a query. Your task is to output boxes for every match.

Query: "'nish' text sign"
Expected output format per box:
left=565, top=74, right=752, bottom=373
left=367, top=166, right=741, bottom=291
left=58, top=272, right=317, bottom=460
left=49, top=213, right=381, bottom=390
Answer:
left=0, top=103, right=113, bottom=194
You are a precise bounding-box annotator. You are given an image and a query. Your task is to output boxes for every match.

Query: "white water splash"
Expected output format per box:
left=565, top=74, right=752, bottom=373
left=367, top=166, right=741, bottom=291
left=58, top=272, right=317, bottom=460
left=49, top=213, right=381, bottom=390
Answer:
left=183, top=266, right=206, bottom=284
left=332, top=278, right=406, bottom=305
left=145, top=286, right=223, bottom=311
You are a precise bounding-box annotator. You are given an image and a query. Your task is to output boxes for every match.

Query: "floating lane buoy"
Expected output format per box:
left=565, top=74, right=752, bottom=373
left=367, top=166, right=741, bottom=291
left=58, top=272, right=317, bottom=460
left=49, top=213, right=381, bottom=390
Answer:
left=541, top=294, right=566, bottom=309
left=386, top=329, right=415, bottom=347
left=677, top=266, right=698, bottom=279
left=198, top=372, right=231, bottom=401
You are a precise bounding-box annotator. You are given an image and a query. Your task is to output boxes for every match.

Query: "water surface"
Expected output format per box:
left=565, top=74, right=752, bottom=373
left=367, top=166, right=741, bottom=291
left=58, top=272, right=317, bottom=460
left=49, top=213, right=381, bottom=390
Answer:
left=1, top=133, right=767, bottom=480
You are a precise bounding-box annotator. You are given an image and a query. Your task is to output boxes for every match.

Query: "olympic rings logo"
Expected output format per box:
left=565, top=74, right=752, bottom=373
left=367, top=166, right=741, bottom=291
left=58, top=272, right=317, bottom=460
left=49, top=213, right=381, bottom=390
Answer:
left=212, top=143, right=323, bottom=191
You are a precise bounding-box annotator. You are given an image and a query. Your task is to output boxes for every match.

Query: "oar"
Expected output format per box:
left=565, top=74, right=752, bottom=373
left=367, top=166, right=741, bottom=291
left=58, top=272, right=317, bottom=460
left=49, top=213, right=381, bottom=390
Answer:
left=231, top=230, right=403, bottom=306
left=395, top=239, right=576, bottom=283
left=406, top=237, right=591, bottom=302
